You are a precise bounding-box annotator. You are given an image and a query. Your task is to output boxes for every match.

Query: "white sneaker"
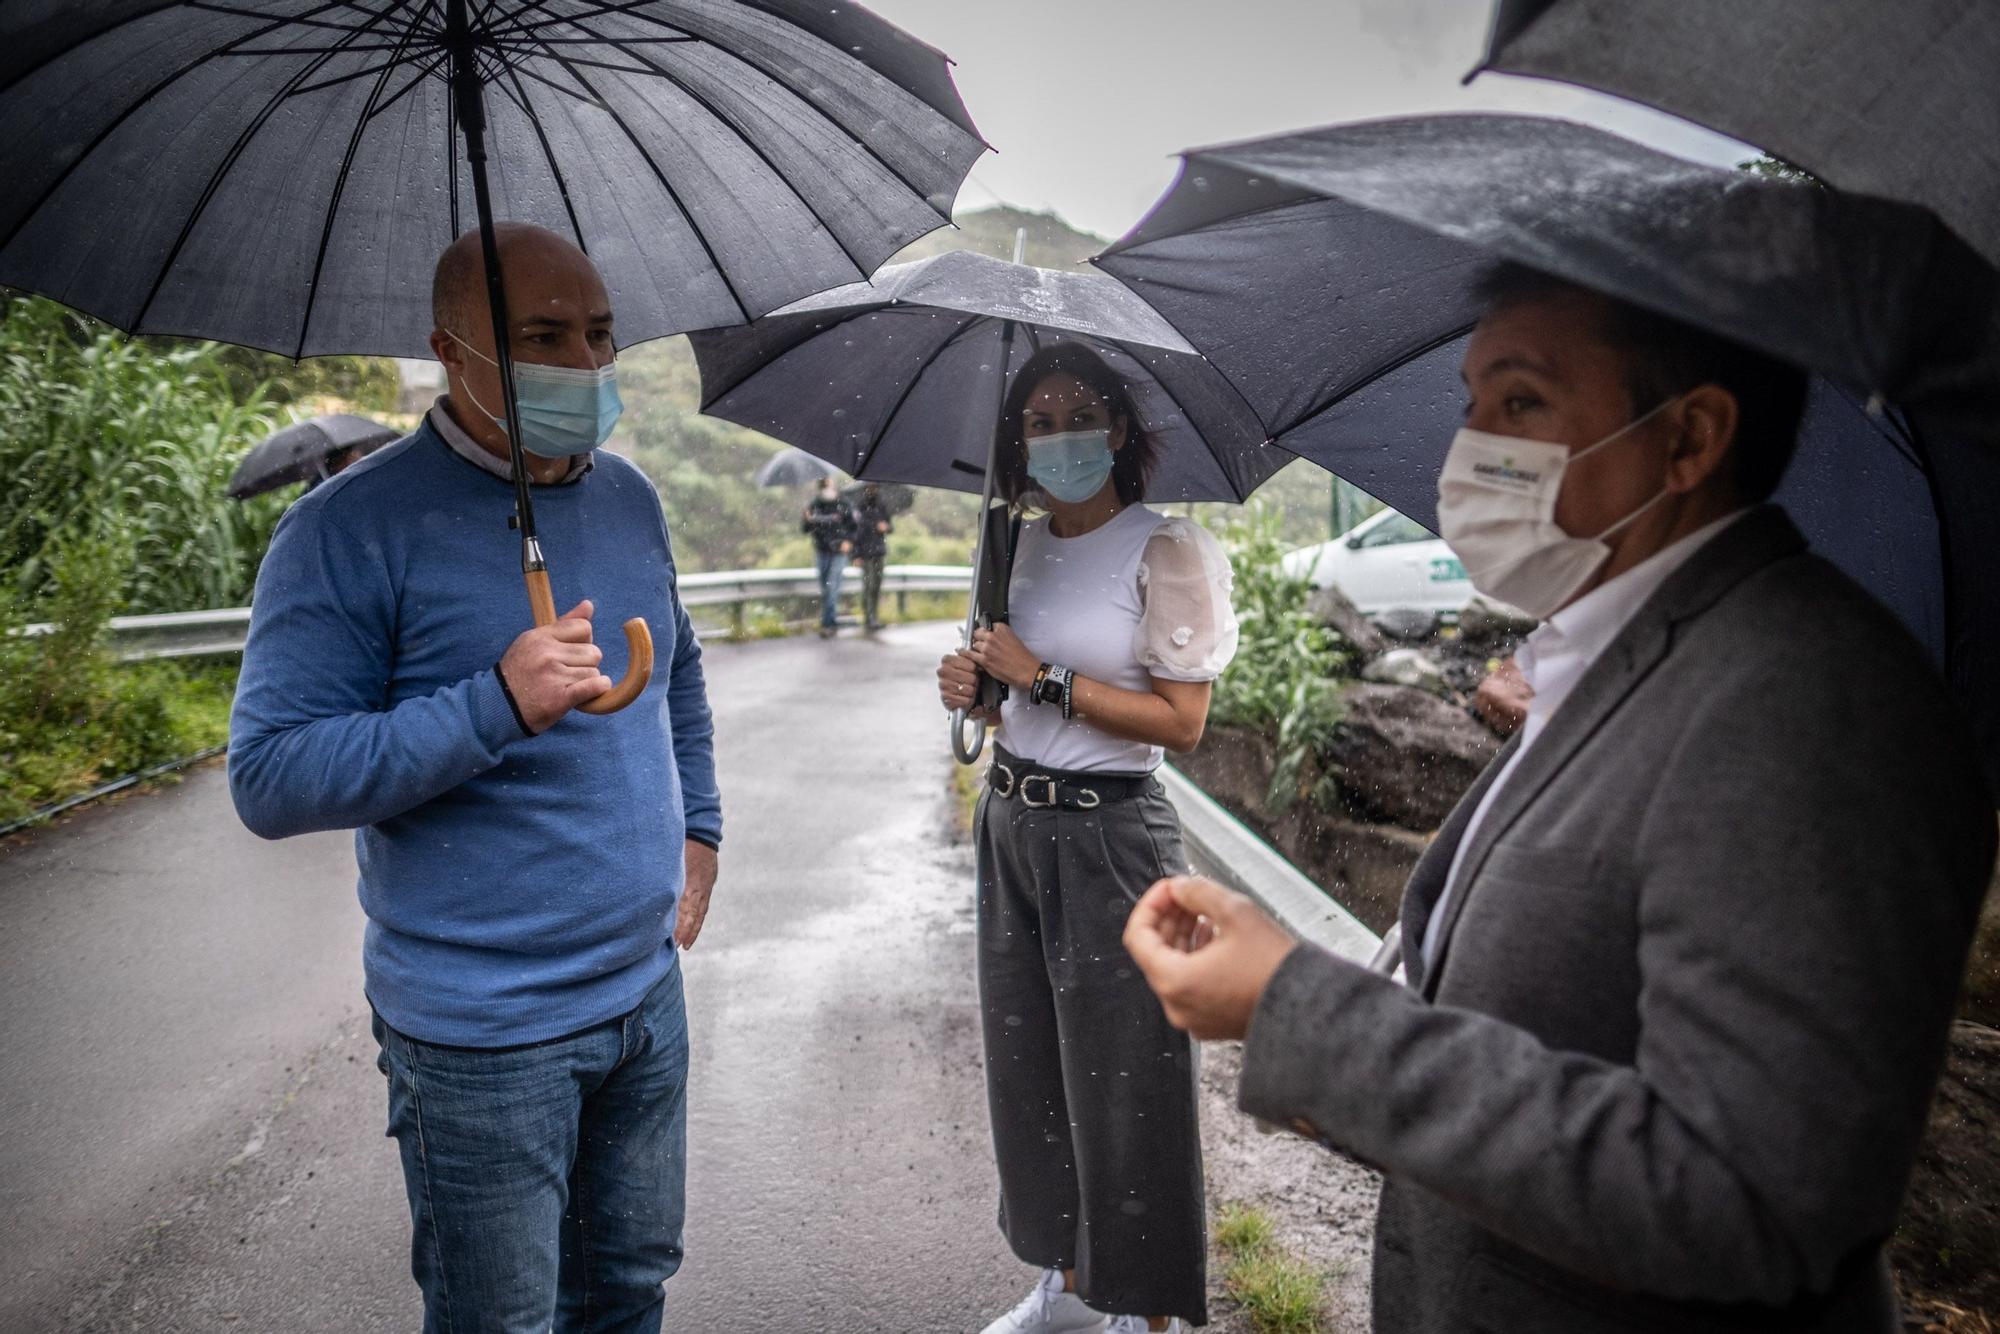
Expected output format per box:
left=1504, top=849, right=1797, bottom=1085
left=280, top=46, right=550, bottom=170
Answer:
left=980, top=1269, right=1107, bottom=1334
left=1101, top=1320, right=1189, bottom=1334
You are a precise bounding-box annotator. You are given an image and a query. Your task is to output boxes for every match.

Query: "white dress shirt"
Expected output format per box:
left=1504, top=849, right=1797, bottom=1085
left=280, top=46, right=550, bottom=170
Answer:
left=1419, top=509, right=1750, bottom=969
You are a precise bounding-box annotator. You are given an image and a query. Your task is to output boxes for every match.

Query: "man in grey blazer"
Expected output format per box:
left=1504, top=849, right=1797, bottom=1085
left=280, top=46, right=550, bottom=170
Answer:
left=1126, top=264, right=1996, bottom=1332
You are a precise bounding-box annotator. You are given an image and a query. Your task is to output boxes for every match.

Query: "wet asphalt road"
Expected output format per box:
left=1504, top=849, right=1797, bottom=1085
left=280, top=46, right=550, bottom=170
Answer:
left=0, top=622, right=1031, bottom=1332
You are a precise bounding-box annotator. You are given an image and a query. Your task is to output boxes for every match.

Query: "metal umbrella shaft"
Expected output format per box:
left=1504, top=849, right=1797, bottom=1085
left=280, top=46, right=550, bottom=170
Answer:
left=445, top=0, right=652, bottom=715
left=951, top=316, right=1019, bottom=765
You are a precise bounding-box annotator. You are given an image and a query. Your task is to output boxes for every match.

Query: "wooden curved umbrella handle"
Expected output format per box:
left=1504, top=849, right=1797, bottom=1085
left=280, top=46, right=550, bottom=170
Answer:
left=525, top=569, right=654, bottom=716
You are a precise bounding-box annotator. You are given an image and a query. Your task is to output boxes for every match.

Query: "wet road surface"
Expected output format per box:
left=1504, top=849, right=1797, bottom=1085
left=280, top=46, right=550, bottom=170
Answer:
left=0, top=622, right=1032, bottom=1332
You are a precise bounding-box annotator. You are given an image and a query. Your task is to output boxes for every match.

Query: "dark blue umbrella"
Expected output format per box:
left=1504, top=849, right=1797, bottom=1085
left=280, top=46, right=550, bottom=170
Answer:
left=1096, top=114, right=2000, bottom=782
left=0, top=0, right=984, bottom=715
left=227, top=412, right=401, bottom=499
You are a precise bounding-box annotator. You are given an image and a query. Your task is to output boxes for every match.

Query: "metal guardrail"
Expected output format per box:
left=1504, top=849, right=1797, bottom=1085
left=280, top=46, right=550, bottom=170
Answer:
left=12, top=607, right=257, bottom=662
left=14, top=565, right=974, bottom=661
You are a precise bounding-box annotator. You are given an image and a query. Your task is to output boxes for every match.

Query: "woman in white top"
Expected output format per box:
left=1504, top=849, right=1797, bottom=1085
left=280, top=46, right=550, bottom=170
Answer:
left=936, top=343, right=1238, bottom=1334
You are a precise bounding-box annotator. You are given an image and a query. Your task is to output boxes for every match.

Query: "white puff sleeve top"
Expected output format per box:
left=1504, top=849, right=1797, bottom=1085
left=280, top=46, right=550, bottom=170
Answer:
left=1135, top=517, right=1239, bottom=682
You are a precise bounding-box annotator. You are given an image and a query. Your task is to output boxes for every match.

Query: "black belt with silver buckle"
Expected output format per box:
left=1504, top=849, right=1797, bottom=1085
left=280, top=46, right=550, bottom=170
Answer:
left=985, top=746, right=1155, bottom=811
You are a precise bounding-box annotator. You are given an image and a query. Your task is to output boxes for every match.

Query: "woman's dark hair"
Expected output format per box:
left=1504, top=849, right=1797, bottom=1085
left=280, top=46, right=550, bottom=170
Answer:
left=993, top=342, right=1159, bottom=507
left=1472, top=262, right=1809, bottom=503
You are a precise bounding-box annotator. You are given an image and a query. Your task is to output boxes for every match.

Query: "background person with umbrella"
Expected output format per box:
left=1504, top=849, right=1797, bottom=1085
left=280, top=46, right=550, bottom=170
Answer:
left=229, top=224, right=725, bottom=1331
left=929, top=342, right=1236, bottom=1334
left=1123, top=251, right=1997, bottom=1333
left=226, top=413, right=401, bottom=500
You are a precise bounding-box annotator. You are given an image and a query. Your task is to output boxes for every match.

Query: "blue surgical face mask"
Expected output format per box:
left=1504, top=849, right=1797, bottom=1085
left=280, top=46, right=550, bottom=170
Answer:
left=1026, top=428, right=1116, bottom=504
left=450, top=331, right=623, bottom=459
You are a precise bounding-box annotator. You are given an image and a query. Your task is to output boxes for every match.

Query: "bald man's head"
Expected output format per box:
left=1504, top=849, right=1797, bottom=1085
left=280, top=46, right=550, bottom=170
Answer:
left=426, top=224, right=617, bottom=464
left=430, top=223, right=604, bottom=339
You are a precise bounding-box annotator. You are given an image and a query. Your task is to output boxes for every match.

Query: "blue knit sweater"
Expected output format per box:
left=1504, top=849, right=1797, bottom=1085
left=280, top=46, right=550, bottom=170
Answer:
left=229, top=421, right=722, bottom=1046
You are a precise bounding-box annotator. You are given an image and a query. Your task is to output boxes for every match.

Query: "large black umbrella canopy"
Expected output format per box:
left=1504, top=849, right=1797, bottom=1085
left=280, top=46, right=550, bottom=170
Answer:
left=0, top=0, right=983, bottom=717
left=1477, top=0, right=2000, bottom=272
left=1097, top=114, right=2000, bottom=782
left=227, top=412, right=400, bottom=499
left=0, top=1, right=986, bottom=356
left=689, top=248, right=1284, bottom=503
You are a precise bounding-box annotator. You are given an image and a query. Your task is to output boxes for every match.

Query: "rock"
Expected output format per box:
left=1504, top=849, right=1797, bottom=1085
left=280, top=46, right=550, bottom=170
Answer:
left=1457, top=594, right=1537, bottom=642
left=1305, top=584, right=1388, bottom=658
left=1891, top=1021, right=2000, bottom=1316
left=1362, top=648, right=1447, bottom=693
left=1322, top=683, right=1500, bottom=831
left=1374, top=606, right=1439, bottom=642
left=1170, top=723, right=1277, bottom=818
left=1275, top=809, right=1429, bottom=937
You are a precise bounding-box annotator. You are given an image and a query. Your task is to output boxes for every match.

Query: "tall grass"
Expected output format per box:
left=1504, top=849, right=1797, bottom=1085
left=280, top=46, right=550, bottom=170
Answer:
left=0, top=294, right=394, bottom=823
left=0, top=295, right=290, bottom=615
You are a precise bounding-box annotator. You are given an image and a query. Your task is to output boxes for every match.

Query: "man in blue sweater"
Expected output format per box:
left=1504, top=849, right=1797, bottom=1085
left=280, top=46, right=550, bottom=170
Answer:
left=230, top=223, right=722, bottom=1333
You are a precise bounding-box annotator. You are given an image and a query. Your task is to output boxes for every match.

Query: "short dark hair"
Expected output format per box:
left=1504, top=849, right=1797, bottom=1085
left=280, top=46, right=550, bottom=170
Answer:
left=994, top=342, right=1158, bottom=507
left=1472, top=262, right=1809, bottom=502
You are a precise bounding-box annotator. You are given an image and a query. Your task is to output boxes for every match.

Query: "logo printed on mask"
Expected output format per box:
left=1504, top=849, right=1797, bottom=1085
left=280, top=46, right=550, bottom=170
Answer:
left=448, top=329, right=623, bottom=459
left=1469, top=458, right=1543, bottom=488
left=1435, top=394, right=1685, bottom=619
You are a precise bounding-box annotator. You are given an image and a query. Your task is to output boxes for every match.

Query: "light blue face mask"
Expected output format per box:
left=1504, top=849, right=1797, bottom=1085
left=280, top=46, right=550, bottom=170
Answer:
left=1026, top=428, right=1116, bottom=504
left=451, top=331, right=623, bottom=459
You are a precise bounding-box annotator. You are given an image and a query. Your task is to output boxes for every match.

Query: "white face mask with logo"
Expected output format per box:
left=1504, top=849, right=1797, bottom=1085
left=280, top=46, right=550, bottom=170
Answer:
left=1435, top=395, right=1682, bottom=619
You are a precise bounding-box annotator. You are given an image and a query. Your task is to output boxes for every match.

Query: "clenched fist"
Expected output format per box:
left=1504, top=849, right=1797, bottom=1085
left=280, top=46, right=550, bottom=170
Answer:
left=499, top=599, right=613, bottom=734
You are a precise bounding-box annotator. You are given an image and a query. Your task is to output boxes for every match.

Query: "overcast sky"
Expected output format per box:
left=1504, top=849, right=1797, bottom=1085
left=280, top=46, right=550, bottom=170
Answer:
left=860, top=0, right=1754, bottom=241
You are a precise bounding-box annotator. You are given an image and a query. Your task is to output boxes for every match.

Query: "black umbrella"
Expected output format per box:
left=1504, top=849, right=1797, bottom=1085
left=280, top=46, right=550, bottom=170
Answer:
left=228, top=413, right=401, bottom=499
left=1096, top=114, right=2000, bottom=783
left=688, top=246, right=1282, bottom=761
left=690, top=248, right=1282, bottom=502
left=0, top=0, right=983, bottom=715
left=1476, top=0, right=2000, bottom=271
left=752, top=447, right=842, bottom=489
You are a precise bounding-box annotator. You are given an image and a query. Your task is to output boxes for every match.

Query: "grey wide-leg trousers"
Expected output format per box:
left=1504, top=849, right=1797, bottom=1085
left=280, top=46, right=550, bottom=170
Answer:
left=974, top=775, right=1209, bottom=1325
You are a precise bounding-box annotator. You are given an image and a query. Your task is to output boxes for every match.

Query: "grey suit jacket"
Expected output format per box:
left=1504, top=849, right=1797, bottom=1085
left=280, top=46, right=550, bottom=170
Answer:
left=1239, top=507, right=1996, bottom=1333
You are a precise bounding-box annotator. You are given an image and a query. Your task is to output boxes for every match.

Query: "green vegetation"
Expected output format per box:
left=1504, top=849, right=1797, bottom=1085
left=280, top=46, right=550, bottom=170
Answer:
left=1209, top=505, right=1356, bottom=813
left=1214, top=1202, right=1331, bottom=1334
left=0, top=293, right=396, bottom=615
left=0, top=538, right=236, bottom=826
left=0, top=292, right=398, bottom=825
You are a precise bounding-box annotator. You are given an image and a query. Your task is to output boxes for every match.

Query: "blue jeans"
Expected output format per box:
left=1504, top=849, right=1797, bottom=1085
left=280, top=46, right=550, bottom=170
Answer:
left=815, top=548, right=845, bottom=628
left=373, top=965, right=689, bottom=1334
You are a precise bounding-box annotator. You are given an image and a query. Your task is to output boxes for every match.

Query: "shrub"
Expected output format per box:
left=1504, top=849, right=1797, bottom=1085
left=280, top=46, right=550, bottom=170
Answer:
left=1210, top=504, right=1356, bottom=812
